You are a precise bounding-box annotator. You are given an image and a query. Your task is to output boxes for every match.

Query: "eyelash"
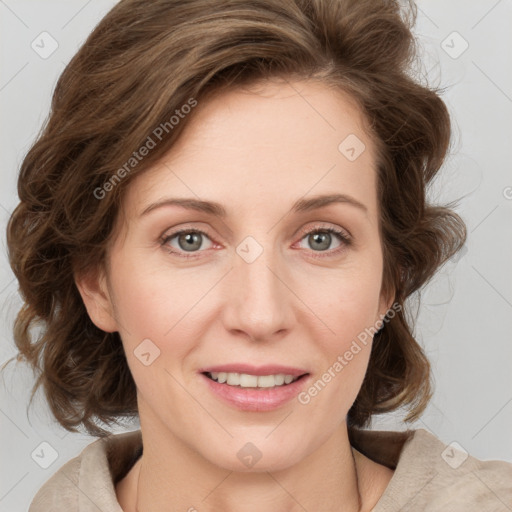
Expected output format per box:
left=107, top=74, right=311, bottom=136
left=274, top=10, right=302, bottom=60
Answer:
left=160, top=225, right=352, bottom=260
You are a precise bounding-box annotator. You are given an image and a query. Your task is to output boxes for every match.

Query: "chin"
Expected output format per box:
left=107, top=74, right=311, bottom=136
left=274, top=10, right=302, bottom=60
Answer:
left=202, top=435, right=309, bottom=473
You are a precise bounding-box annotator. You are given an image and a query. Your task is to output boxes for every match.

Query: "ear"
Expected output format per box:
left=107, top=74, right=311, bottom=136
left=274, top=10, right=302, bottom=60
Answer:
left=74, top=265, right=118, bottom=333
left=377, top=282, right=396, bottom=326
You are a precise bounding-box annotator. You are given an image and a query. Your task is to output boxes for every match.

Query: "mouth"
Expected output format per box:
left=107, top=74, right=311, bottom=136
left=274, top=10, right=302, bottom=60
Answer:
left=202, top=371, right=309, bottom=389
left=200, top=370, right=311, bottom=411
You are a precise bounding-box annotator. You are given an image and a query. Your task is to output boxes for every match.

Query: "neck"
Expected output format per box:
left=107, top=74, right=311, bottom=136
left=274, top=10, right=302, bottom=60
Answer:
left=132, top=409, right=363, bottom=512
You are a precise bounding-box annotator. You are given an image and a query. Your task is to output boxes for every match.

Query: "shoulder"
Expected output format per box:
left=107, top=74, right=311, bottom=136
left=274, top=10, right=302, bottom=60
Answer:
left=352, top=428, right=512, bottom=512
left=403, top=429, right=512, bottom=511
left=28, top=454, right=82, bottom=511
left=29, top=429, right=142, bottom=512
left=29, top=440, right=94, bottom=512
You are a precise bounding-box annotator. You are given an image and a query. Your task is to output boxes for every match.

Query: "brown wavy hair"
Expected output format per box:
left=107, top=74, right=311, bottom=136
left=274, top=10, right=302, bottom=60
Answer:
left=4, top=0, right=466, bottom=437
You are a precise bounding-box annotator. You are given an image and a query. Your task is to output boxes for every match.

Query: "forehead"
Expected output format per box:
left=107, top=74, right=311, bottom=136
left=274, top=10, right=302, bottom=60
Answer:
left=122, top=79, right=379, bottom=220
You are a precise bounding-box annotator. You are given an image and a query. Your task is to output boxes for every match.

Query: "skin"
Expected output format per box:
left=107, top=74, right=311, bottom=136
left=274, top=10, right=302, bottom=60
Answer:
left=76, top=78, right=395, bottom=512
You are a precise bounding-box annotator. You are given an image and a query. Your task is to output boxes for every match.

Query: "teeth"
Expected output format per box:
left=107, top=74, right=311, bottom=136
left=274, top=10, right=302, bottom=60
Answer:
left=274, top=374, right=285, bottom=385
left=207, top=372, right=301, bottom=388
left=240, top=373, right=258, bottom=387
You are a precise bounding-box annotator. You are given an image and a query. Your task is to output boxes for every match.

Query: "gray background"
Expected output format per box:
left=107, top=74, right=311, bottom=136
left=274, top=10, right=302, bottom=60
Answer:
left=1, top=1, right=511, bottom=510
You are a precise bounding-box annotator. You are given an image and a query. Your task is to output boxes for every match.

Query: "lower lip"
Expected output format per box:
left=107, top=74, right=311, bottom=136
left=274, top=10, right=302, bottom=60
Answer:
left=200, top=373, right=310, bottom=412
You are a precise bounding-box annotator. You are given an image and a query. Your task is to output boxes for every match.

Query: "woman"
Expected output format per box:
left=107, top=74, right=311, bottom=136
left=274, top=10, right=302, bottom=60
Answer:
left=5, top=0, right=511, bottom=510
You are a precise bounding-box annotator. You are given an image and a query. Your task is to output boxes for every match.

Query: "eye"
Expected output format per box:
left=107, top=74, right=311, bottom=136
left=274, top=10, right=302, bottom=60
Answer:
left=295, top=225, right=352, bottom=257
left=160, top=228, right=214, bottom=258
left=160, top=225, right=352, bottom=259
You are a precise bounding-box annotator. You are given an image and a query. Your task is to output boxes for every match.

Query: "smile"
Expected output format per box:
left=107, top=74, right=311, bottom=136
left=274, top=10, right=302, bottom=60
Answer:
left=204, top=371, right=305, bottom=388
left=200, top=371, right=311, bottom=411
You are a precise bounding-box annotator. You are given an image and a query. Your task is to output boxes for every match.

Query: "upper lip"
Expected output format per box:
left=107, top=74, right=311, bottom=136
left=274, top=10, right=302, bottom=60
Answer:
left=199, top=364, right=309, bottom=377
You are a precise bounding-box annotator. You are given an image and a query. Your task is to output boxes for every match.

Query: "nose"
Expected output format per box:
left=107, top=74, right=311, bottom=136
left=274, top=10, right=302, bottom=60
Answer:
left=220, top=240, right=295, bottom=342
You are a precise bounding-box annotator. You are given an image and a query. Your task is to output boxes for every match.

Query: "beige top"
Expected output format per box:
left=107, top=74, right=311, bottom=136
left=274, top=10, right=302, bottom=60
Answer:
left=28, top=428, right=512, bottom=511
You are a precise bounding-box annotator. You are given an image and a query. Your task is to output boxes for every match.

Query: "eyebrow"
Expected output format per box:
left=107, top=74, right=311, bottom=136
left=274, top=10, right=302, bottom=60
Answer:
left=140, top=193, right=368, bottom=218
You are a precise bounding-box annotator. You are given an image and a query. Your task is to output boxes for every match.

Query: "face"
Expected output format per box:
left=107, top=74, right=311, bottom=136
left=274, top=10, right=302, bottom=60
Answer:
left=79, top=79, right=392, bottom=472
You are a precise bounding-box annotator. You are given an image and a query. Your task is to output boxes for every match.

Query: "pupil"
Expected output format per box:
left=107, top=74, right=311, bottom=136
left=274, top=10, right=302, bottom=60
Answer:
left=179, top=232, right=201, bottom=251
left=311, top=232, right=330, bottom=251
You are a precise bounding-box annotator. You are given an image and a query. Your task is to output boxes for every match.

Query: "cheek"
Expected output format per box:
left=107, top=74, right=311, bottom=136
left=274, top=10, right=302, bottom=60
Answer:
left=108, top=263, right=200, bottom=398
left=109, top=257, right=209, bottom=340
left=301, top=258, right=383, bottom=396
left=307, top=260, right=384, bottom=343
left=107, top=257, right=222, bottom=395
left=299, top=282, right=379, bottom=413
